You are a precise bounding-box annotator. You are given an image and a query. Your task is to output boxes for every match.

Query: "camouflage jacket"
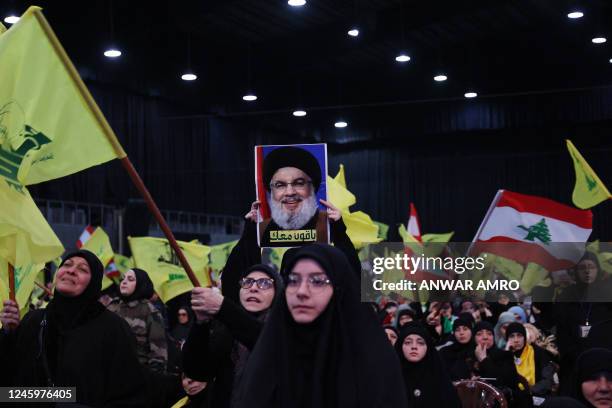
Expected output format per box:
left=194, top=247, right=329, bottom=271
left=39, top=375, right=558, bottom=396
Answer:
left=107, top=298, right=168, bottom=373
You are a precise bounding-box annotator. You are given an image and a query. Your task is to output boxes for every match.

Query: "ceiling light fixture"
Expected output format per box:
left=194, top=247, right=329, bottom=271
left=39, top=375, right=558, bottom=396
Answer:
left=592, top=37, right=607, bottom=44
left=243, top=93, right=257, bottom=102
left=181, top=73, right=197, bottom=81
left=464, top=92, right=478, bottom=98
left=103, top=49, right=122, bottom=58
left=567, top=11, right=584, bottom=19
left=434, top=74, right=448, bottom=82
left=4, top=15, right=19, bottom=24
left=334, top=120, right=348, bottom=128
left=395, top=54, right=410, bottom=63
left=348, top=28, right=359, bottom=37
left=288, top=0, right=306, bottom=7
left=293, top=109, right=307, bottom=117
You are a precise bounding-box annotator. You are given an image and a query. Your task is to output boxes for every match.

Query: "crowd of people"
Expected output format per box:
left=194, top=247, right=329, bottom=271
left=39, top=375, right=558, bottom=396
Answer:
left=1, top=149, right=611, bottom=407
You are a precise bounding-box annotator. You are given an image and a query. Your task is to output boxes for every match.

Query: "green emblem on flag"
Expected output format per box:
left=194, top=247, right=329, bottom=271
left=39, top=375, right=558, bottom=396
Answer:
left=585, top=173, right=597, bottom=192
left=0, top=101, right=52, bottom=193
left=518, top=218, right=552, bottom=244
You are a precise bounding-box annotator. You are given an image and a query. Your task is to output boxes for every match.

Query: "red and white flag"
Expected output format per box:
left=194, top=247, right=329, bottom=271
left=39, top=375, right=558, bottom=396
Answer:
left=471, top=190, right=593, bottom=271
left=76, top=225, right=95, bottom=248
left=407, top=202, right=422, bottom=242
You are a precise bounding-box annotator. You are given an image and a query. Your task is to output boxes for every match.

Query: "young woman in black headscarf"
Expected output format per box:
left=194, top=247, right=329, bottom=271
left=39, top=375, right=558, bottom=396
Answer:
left=183, top=263, right=283, bottom=408
left=0, top=250, right=148, bottom=406
left=235, top=243, right=407, bottom=408
left=395, top=321, right=461, bottom=407
left=506, top=322, right=556, bottom=398
left=106, top=267, right=168, bottom=373
left=571, top=348, right=612, bottom=408
left=438, top=316, right=476, bottom=381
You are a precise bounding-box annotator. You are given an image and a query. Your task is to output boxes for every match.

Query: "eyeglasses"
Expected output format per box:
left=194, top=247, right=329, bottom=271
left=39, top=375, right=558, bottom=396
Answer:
left=286, top=273, right=331, bottom=292
left=269, top=178, right=312, bottom=192
left=239, top=277, right=275, bottom=290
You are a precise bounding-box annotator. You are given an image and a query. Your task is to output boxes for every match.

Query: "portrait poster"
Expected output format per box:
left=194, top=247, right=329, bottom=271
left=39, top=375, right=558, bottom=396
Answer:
left=254, top=143, right=329, bottom=248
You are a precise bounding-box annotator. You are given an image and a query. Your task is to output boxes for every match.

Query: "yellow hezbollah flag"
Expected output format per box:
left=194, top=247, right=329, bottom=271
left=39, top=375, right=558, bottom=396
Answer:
left=209, top=240, right=238, bottom=272
left=81, top=227, right=114, bottom=267
left=129, top=237, right=211, bottom=303
left=0, top=178, right=64, bottom=267
left=114, top=253, right=134, bottom=275
left=0, top=260, right=45, bottom=318
left=0, top=7, right=124, bottom=188
left=326, top=165, right=356, bottom=212
left=567, top=139, right=611, bottom=209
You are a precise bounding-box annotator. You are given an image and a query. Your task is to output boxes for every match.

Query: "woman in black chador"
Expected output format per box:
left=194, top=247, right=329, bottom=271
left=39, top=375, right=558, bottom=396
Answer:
left=395, top=322, right=461, bottom=408
left=236, top=244, right=407, bottom=408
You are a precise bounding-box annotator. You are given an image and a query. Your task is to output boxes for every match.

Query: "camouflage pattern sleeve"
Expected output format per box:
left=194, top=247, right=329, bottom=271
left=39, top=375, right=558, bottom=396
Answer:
left=147, top=303, right=168, bottom=373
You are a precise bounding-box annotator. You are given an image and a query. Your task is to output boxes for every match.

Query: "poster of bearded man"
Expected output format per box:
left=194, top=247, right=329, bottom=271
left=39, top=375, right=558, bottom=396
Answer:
left=254, top=144, right=330, bottom=247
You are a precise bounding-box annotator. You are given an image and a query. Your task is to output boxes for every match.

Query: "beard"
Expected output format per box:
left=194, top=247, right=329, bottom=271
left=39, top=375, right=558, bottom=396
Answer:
left=268, top=191, right=318, bottom=230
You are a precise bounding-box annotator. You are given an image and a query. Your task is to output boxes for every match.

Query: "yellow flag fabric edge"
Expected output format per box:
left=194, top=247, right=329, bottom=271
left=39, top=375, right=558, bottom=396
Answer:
left=566, top=139, right=612, bottom=208
left=27, top=7, right=126, bottom=158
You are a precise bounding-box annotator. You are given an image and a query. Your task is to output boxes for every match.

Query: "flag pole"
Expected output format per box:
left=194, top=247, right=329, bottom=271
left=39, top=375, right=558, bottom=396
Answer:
left=8, top=263, right=16, bottom=302
left=32, top=8, right=201, bottom=287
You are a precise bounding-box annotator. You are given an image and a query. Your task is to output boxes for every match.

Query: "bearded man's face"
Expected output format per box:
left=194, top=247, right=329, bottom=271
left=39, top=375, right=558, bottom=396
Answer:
left=268, top=167, right=318, bottom=230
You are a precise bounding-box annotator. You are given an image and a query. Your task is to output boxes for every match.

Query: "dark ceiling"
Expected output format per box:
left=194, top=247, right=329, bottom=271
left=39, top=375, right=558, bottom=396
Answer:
left=3, top=0, right=612, bottom=122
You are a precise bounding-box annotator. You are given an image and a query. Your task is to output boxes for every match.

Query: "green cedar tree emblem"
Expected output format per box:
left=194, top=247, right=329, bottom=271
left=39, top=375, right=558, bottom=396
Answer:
left=518, top=218, right=552, bottom=244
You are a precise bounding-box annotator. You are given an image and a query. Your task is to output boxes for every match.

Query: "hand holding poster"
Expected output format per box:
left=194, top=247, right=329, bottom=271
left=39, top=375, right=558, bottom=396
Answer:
left=254, top=144, right=329, bottom=247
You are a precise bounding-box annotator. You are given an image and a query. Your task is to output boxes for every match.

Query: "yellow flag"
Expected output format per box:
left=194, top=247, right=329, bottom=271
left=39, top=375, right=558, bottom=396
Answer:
left=0, top=260, right=44, bottom=318
left=81, top=227, right=114, bottom=267
left=520, top=262, right=550, bottom=294
left=0, top=7, right=124, bottom=188
left=129, top=237, right=211, bottom=303
left=0, top=178, right=64, bottom=267
left=209, top=240, right=238, bottom=271
left=327, top=170, right=356, bottom=213
left=344, top=211, right=382, bottom=248
left=422, top=232, right=454, bottom=243
left=567, top=139, right=611, bottom=209
left=114, top=253, right=134, bottom=275
left=0, top=22, right=6, bottom=34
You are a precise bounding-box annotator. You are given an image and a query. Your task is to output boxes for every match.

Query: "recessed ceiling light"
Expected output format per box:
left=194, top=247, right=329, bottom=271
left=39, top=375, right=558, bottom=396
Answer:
left=395, top=53, right=411, bottom=63
left=181, top=73, right=197, bottom=81
left=592, top=37, right=607, bottom=44
left=567, top=11, right=584, bottom=19
left=348, top=28, right=359, bottom=37
left=434, top=74, right=448, bottom=82
left=609, top=58, right=612, bottom=63
left=288, top=0, right=306, bottom=6
left=464, top=92, right=478, bottom=98
left=334, top=120, right=348, bottom=128
left=243, top=94, right=258, bottom=101
left=103, top=49, right=122, bottom=58
left=293, top=109, right=307, bottom=117
left=3, top=15, right=19, bottom=24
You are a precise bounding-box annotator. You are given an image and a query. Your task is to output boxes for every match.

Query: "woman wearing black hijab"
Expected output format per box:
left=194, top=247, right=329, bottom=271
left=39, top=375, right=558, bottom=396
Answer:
left=572, top=348, right=612, bottom=408
left=439, top=317, right=476, bottom=381
left=107, top=267, right=168, bottom=373
left=183, top=263, right=283, bottom=408
left=235, top=244, right=407, bottom=408
left=0, top=250, right=148, bottom=406
left=395, top=322, right=461, bottom=407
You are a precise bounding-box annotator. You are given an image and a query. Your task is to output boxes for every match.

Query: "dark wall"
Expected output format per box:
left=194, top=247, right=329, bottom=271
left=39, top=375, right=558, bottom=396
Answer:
left=29, top=82, right=612, bottom=240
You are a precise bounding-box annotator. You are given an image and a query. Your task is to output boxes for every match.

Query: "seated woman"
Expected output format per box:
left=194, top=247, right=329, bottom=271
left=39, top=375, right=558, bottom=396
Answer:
left=183, top=264, right=283, bottom=408
left=506, top=322, right=556, bottom=398
left=0, top=250, right=148, bottom=406
left=439, top=317, right=476, bottom=381
left=107, top=267, right=168, bottom=373
left=235, top=244, right=407, bottom=407
left=395, top=322, right=461, bottom=407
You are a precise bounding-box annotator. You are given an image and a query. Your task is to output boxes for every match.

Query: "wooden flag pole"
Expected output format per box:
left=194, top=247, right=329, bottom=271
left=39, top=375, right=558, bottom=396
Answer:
left=34, top=281, right=53, bottom=298
left=8, top=263, right=16, bottom=302
left=33, top=8, right=201, bottom=287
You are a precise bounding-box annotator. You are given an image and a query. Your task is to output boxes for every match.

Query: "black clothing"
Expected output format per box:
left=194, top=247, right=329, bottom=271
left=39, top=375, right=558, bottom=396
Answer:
left=395, top=322, right=461, bottom=408
left=182, top=264, right=282, bottom=408
left=572, top=348, right=612, bottom=408
left=440, top=338, right=476, bottom=381
left=235, top=244, right=407, bottom=408
left=222, top=217, right=360, bottom=304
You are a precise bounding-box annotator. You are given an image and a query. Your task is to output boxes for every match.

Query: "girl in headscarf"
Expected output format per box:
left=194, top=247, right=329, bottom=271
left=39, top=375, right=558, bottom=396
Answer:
left=505, top=322, right=556, bottom=398
left=508, top=305, right=527, bottom=323
left=439, top=317, right=476, bottom=381
left=236, top=244, right=407, bottom=408
left=495, top=311, right=517, bottom=349
left=395, top=322, right=461, bottom=407
left=107, top=267, right=168, bottom=373
left=183, top=264, right=283, bottom=408
left=171, top=306, right=193, bottom=347
left=0, top=250, right=148, bottom=406
left=171, top=373, right=210, bottom=408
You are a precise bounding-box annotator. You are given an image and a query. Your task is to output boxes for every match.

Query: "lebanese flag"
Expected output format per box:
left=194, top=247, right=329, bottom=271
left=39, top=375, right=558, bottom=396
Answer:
left=76, top=225, right=95, bottom=248
left=471, top=190, right=593, bottom=271
left=105, top=258, right=121, bottom=279
left=407, top=202, right=422, bottom=242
